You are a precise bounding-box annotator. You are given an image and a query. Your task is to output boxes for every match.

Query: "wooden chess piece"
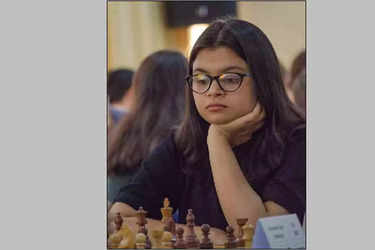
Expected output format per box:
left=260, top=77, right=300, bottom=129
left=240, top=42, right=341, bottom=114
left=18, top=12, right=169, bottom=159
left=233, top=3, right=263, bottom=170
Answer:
left=116, top=222, right=136, bottom=248
left=166, top=216, right=176, bottom=235
left=236, top=218, right=248, bottom=247
left=108, top=212, right=124, bottom=248
left=161, top=198, right=173, bottom=224
left=162, top=230, right=173, bottom=248
left=161, top=197, right=177, bottom=247
left=163, top=223, right=177, bottom=248
left=136, top=206, right=148, bottom=231
left=136, top=232, right=147, bottom=249
left=160, top=197, right=176, bottom=236
left=199, top=224, right=213, bottom=249
left=139, top=226, right=152, bottom=249
left=150, top=230, right=163, bottom=248
left=114, top=212, right=123, bottom=231
left=144, top=227, right=152, bottom=249
left=242, top=223, right=255, bottom=248
left=224, top=225, right=237, bottom=249
left=108, top=231, right=123, bottom=248
left=174, top=227, right=186, bottom=249
left=184, top=209, right=200, bottom=248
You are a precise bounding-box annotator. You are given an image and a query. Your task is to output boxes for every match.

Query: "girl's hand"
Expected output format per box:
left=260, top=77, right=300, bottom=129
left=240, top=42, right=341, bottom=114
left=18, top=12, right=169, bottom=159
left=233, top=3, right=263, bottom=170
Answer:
left=208, top=102, right=265, bottom=147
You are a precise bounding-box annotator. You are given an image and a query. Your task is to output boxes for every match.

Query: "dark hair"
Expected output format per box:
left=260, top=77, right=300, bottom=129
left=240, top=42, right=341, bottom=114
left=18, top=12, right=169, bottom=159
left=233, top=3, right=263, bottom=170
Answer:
left=292, top=69, right=306, bottom=114
left=108, top=50, right=188, bottom=174
left=108, top=69, right=134, bottom=103
left=279, top=61, right=287, bottom=81
left=288, top=50, right=306, bottom=89
left=176, top=18, right=305, bottom=172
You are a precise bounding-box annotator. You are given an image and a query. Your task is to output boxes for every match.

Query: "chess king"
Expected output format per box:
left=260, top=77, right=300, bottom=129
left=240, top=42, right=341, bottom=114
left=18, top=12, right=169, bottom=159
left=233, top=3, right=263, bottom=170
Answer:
left=161, top=198, right=173, bottom=223
left=161, top=198, right=176, bottom=235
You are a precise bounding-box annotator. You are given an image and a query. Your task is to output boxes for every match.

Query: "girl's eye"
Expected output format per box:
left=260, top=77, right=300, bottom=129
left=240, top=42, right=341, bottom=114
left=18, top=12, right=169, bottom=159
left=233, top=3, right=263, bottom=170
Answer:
left=221, top=75, right=241, bottom=84
left=193, top=75, right=210, bottom=85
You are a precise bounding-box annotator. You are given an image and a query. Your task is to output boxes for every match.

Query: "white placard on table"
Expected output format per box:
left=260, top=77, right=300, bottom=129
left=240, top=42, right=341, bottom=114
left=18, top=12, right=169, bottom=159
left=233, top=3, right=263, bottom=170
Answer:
left=252, top=214, right=305, bottom=249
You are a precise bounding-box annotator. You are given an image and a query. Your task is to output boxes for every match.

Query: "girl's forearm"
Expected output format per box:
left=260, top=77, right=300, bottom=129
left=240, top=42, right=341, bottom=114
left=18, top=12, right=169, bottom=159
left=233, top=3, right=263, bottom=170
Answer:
left=207, top=134, right=267, bottom=232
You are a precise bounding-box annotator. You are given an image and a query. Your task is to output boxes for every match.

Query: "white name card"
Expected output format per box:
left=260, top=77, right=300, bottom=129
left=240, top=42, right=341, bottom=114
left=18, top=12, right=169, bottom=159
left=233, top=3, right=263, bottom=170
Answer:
left=252, top=214, right=305, bottom=249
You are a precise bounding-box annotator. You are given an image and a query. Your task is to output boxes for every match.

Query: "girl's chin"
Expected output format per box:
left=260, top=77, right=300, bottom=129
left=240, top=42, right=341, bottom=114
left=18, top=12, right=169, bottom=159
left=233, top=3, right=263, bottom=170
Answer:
left=205, top=115, right=237, bottom=125
left=204, top=110, right=252, bottom=125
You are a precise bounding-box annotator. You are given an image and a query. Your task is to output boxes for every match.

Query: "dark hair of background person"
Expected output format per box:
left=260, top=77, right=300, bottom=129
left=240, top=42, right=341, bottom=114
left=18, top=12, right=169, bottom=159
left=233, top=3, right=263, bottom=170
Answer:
left=279, top=61, right=287, bottom=82
left=108, top=50, right=188, bottom=175
left=175, top=18, right=305, bottom=173
left=287, top=50, right=306, bottom=89
left=292, top=68, right=306, bottom=115
left=108, top=69, right=134, bottom=104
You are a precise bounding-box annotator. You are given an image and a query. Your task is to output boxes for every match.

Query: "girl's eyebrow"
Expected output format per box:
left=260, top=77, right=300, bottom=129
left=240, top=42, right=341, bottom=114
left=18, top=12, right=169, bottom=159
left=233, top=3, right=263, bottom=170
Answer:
left=192, top=68, right=208, bottom=73
left=193, top=66, right=247, bottom=74
left=221, top=66, right=247, bottom=72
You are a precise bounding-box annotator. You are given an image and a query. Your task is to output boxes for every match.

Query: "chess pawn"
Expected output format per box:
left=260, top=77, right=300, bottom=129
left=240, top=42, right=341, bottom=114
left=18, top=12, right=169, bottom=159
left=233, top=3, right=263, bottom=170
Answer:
left=117, top=222, right=136, bottom=249
left=163, top=223, right=177, bottom=247
left=236, top=218, right=248, bottom=247
left=161, top=198, right=173, bottom=224
left=108, top=231, right=123, bottom=248
left=114, top=212, right=124, bottom=231
left=199, top=224, right=213, bottom=249
left=136, top=233, right=147, bottom=249
left=174, top=227, right=186, bottom=249
left=166, top=216, right=176, bottom=236
left=108, top=213, right=125, bottom=248
left=150, top=230, right=163, bottom=248
left=224, top=225, right=236, bottom=249
left=184, top=209, right=200, bottom=248
left=143, top=227, right=152, bottom=249
left=242, top=223, right=255, bottom=248
left=161, top=231, right=173, bottom=249
left=117, top=226, right=136, bottom=249
left=136, top=206, right=148, bottom=229
left=118, top=237, right=135, bottom=249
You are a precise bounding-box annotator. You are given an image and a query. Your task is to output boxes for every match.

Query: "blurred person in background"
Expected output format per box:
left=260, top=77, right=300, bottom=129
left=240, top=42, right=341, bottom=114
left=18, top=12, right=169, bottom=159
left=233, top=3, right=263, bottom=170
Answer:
left=107, top=97, right=113, bottom=130
left=279, top=61, right=287, bottom=84
left=107, top=50, right=188, bottom=205
left=108, top=68, right=135, bottom=125
left=292, top=68, right=306, bottom=116
left=284, top=50, right=306, bottom=103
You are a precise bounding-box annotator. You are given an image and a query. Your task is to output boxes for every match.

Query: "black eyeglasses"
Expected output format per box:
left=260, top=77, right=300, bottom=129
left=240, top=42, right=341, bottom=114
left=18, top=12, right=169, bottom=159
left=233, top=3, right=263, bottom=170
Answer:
left=185, top=72, right=252, bottom=94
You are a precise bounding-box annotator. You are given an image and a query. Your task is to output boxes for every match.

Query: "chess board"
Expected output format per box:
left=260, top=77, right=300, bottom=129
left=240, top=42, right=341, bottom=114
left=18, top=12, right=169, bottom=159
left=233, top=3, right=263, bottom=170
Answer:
left=108, top=198, right=254, bottom=249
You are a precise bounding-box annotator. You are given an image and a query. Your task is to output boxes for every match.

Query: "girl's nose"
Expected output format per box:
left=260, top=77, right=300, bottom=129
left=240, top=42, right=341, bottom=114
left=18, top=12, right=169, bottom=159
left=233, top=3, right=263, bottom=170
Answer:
left=206, top=79, right=224, bottom=96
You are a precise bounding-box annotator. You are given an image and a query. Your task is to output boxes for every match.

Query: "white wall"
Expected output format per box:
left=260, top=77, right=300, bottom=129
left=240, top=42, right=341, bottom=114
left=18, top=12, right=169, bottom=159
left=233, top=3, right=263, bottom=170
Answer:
left=238, top=1, right=305, bottom=70
left=108, top=2, right=306, bottom=71
left=108, top=2, right=167, bottom=71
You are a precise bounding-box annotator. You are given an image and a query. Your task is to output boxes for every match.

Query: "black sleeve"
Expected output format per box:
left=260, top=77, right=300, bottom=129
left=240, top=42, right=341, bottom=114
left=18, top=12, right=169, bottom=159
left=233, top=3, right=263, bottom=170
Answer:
left=261, top=128, right=306, bottom=223
left=113, top=135, right=184, bottom=220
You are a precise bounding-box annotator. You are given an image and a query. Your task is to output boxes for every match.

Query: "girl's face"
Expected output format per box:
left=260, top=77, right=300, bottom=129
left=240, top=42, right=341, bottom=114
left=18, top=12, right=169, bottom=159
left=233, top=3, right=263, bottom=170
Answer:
left=192, top=46, right=257, bottom=125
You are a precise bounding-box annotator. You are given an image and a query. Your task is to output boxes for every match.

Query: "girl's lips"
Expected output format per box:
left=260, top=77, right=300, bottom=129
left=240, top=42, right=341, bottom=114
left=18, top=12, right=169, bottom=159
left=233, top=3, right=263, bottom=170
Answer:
left=206, top=104, right=227, bottom=111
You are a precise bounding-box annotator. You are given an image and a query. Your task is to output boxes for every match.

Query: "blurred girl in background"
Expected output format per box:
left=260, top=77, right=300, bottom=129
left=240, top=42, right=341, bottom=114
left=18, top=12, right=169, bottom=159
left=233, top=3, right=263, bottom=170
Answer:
left=107, top=50, right=188, bottom=204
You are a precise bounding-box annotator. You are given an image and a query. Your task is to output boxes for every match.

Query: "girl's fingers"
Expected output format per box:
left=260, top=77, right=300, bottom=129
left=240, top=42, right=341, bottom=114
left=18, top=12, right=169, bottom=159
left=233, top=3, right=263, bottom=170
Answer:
left=238, top=120, right=264, bottom=136
left=229, top=103, right=262, bottom=130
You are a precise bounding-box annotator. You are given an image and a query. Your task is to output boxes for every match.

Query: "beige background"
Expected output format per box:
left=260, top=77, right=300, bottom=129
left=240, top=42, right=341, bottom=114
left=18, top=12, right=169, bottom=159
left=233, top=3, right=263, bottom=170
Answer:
left=108, top=1, right=305, bottom=72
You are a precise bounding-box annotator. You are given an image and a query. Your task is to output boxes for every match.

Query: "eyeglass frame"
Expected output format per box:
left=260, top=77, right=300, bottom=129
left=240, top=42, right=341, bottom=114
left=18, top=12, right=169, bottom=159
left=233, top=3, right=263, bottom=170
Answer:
left=185, top=72, right=252, bottom=94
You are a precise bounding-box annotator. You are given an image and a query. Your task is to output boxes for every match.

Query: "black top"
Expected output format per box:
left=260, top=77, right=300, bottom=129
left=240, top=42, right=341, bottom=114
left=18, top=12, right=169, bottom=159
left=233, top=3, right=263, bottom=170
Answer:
left=114, top=128, right=306, bottom=230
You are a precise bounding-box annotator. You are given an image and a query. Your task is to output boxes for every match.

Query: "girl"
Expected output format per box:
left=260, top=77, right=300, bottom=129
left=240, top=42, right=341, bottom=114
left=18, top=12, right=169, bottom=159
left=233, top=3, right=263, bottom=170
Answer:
left=109, top=18, right=305, bottom=239
left=107, top=50, right=188, bottom=204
